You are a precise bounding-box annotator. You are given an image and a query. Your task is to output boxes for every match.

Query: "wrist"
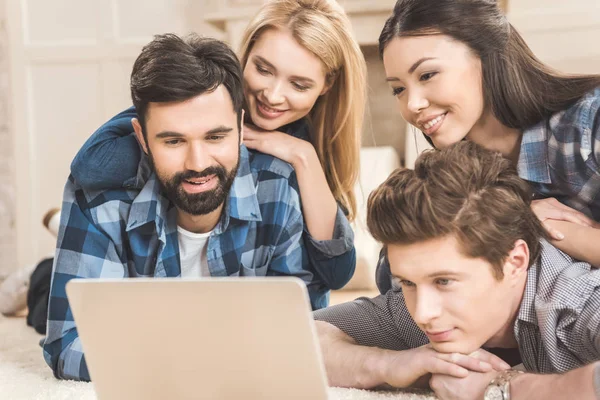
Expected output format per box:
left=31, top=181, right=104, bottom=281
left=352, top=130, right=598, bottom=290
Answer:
left=360, top=347, right=398, bottom=389
left=291, top=142, right=316, bottom=170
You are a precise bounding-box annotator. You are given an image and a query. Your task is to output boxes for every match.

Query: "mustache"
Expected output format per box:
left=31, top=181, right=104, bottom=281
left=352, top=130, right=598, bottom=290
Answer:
left=173, top=166, right=227, bottom=184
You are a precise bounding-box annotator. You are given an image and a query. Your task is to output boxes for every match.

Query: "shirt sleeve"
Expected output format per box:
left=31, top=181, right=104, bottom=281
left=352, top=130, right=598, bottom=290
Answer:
left=43, top=178, right=127, bottom=381
left=587, top=88, right=600, bottom=167
left=70, top=106, right=143, bottom=191
left=313, top=290, right=428, bottom=351
left=303, top=205, right=356, bottom=290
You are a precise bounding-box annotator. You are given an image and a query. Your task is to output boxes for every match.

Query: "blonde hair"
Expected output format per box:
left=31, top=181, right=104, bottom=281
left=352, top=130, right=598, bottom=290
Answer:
left=239, top=0, right=367, bottom=221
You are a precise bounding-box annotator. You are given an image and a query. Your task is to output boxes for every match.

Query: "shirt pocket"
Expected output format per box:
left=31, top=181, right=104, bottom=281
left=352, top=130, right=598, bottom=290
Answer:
left=239, top=245, right=274, bottom=276
left=240, top=263, right=269, bottom=277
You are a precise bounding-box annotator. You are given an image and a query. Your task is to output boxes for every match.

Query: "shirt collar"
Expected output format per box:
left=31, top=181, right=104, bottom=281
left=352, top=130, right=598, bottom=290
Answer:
left=516, top=256, right=540, bottom=326
left=517, top=122, right=552, bottom=184
left=126, top=144, right=262, bottom=235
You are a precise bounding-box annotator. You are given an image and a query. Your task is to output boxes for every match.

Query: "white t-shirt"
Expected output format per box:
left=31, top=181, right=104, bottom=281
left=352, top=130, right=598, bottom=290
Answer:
left=177, top=226, right=212, bottom=278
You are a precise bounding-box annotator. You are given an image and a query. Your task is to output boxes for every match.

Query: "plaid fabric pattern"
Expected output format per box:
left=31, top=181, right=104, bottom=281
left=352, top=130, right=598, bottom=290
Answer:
left=315, top=240, right=600, bottom=374
left=518, top=87, right=600, bottom=220
left=44, top=145, right=326, bottom=381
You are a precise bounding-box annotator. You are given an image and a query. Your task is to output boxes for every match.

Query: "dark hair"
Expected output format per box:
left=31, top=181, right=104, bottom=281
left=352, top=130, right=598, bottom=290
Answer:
left=367, top=141, right=548, bottom=279
left=130, top=33, right=244, bottom=138
left=379, top=0, right=600, bottom=146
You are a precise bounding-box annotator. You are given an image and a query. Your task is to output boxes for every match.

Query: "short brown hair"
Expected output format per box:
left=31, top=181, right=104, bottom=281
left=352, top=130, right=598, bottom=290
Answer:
left=367, top=142, right=547, bottom=279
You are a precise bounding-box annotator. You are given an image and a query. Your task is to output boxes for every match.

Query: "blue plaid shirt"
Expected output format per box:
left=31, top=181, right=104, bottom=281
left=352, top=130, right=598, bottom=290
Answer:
left=518, top=87, right=600, bottom=220
left=43, top=145, right=327, bottom=381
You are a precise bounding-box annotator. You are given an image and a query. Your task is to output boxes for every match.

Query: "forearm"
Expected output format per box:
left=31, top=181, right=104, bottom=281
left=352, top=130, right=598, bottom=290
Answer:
left=315, top=320, right=394, bottom=389
left=511, top=362, right=599, bottom=400
left=292, top=147, right=338, bottom=241
left=546, top=220, right=600, bottom=266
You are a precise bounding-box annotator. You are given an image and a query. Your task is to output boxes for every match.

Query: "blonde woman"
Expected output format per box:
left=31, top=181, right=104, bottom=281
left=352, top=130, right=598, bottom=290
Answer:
left=69, top=0, right=367, bottom=307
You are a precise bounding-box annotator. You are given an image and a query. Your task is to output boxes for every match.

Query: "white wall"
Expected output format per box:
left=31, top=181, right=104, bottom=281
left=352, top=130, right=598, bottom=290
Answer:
left=509, top=0, right=600, bottom=74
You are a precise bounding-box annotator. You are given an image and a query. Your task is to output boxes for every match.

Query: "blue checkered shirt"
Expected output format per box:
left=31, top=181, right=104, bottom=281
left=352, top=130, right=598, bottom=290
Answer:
left=43, top=145, right=325, bottom=381
left=518, top=87, right=600, bottom=220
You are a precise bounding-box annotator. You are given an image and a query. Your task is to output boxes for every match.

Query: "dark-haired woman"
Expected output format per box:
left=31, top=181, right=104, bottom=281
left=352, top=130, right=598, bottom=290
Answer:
left=377, top=0, right=600, bottom=286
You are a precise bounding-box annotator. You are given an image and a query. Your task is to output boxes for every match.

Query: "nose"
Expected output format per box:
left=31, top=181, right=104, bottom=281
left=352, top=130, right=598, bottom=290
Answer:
left=263, top=80, right=285, bottom=106
left=184, top=142, right=213, bottom=173
left=406, top=89, right=429, bottom=115
left=411, top=288, right=442, bottom=327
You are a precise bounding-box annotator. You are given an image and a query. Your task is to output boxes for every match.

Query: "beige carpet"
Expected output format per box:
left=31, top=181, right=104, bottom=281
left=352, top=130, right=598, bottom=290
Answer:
left=0, top=314, right=435, bottom=399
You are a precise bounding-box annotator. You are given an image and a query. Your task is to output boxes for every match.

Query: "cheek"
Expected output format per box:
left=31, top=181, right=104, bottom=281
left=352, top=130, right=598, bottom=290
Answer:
left=213, top=142, right=240, bottom=169
left=287, top=91, right=320, bottom=114
left=151, top=147, right=184, bottom=174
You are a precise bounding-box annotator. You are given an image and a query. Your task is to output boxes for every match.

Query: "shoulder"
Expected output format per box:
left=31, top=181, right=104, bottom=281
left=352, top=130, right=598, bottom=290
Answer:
left=64, top=175, right=137, bottom=225
left=246, top=147, right=298, bottom=184
left=547, top=86, right=600, bottom=134
left=533, top=239, right=600, bottom=313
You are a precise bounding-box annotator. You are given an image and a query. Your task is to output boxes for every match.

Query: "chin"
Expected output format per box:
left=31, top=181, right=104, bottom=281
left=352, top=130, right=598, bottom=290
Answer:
left=430, top=340, right=480, bottom=355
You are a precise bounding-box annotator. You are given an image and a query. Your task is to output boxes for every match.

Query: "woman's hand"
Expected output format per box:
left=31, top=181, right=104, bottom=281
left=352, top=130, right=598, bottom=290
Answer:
left=531, top=197, right=598, bottom=240
left=243, top=123, right=312, bottom=166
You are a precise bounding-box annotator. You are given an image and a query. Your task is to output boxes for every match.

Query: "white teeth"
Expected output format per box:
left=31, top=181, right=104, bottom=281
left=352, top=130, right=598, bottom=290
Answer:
left=424, top=114, right=445, bottom=130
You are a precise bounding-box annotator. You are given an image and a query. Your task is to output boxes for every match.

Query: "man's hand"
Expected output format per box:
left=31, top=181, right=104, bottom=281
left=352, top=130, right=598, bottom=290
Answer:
left=382, top=345, right=510, bottom=389
left=430, top=369, right=500, bottom=400
left=429, top=349, right=511, bottom=400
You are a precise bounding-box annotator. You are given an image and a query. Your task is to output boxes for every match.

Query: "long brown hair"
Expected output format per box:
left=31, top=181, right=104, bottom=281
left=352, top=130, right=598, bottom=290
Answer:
left=379, top=0, right=600, bottom=144
left=367, top=141, right=547, bottom=278
left=239, top=0, right=367, bottom=220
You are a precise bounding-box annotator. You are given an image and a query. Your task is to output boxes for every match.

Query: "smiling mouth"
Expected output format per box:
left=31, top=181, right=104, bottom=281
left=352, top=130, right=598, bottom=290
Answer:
left=184, top=176, right=214, bottom=185
left=420, top=112, right=447, bottom=135
left=256, top=99, right=287, bottom=119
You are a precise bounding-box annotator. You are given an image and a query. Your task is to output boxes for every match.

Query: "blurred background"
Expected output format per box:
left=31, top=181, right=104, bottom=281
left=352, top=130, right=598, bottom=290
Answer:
left=0, top=0, right=599, bottom=284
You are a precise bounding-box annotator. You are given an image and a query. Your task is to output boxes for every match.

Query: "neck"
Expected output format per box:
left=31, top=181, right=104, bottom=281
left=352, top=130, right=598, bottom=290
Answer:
left=176, top=204, right=223, bottom=234
left=467, top=112, right=523, bottom=165
left=485, top=276, right=528, bottom=349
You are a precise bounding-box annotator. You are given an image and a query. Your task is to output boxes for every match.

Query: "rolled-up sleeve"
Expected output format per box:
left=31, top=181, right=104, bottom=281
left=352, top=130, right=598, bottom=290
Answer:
left=304, top=205, right=356, bottom=290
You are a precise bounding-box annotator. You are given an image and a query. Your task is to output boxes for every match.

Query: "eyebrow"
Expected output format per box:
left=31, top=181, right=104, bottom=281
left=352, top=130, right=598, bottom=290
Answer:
left=386, top=57, right=438, bottom=82
left=155, top=126, right=233, bottom=139
left=254, top=55, right=316, bottom=85
left=394, top=270, right=462, bottom=281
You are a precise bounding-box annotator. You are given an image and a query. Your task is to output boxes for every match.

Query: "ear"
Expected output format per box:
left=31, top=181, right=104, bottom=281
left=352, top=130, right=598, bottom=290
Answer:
left=132, top=118, right=149, bottom=155
left=502, top=239, right=530, bottom=287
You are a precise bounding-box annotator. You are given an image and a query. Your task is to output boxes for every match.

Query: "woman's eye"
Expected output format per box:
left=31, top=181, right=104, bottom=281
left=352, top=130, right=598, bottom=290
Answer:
left=435, top=278, right=452, bottom=286
left=420, top=72, right=438, bottom=81
left=256, top=65, right=271, bottom=75
left=400, top=280, right=416, bottom=288
left=391, top=87, right=405, bottom=96
left=292, top=82, right=310, bottom=91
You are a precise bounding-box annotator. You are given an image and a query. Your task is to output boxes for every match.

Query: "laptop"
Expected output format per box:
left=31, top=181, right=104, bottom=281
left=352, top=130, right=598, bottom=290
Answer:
left=66, top=277, right=329, bottom=400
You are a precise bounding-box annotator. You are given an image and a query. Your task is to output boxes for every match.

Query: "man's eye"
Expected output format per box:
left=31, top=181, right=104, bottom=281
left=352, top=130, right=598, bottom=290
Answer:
left=165, top=139, right=182, bottom=145
left=207, top=135, right=224, bottom=141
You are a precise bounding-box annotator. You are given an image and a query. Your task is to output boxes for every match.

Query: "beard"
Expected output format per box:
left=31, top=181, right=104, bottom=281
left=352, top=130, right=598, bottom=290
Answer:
left=148, top=152, right=239, bottom=216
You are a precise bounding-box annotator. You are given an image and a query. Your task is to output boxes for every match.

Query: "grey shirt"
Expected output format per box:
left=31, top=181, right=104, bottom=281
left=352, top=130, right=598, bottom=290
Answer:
left=314, top=240, right=600, bottom=374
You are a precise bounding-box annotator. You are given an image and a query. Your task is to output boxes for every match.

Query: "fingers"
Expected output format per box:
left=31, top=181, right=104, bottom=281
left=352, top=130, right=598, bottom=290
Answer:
left=468, top=350, right=511, bottom=371
left=424, top=356, right=469, bottom=379
left=435, top=352, right=493, bottom=373
left=532, top=198, right=595, bottom=227
left=542, top=221, right=565, bottom=241
left=557, top=209, right=594, bottom=227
